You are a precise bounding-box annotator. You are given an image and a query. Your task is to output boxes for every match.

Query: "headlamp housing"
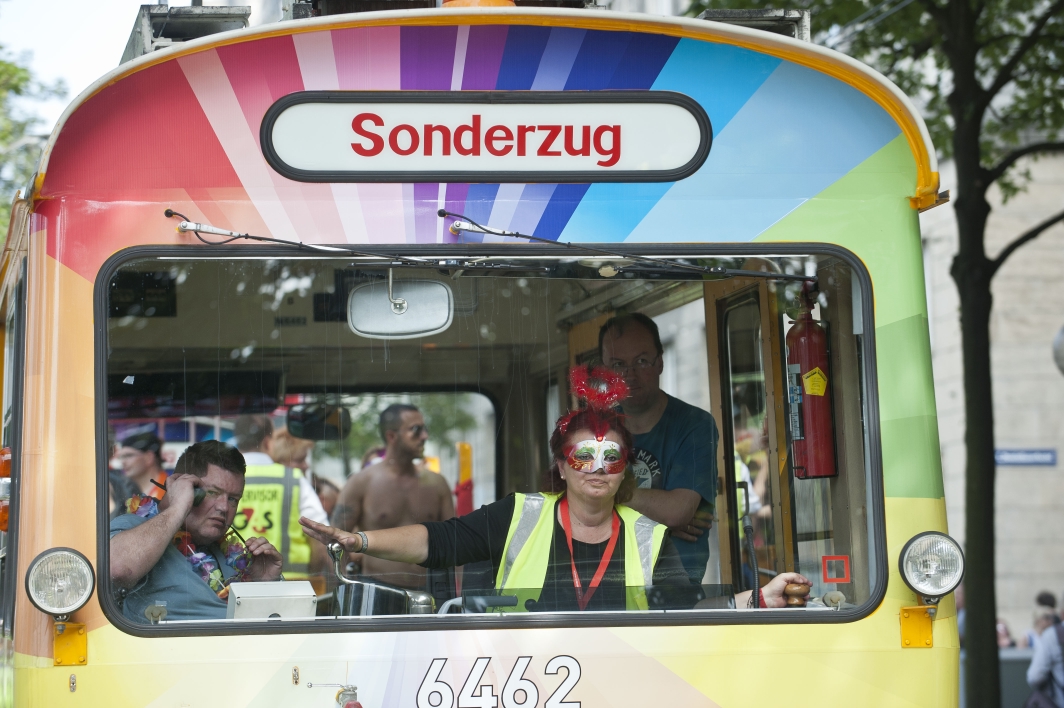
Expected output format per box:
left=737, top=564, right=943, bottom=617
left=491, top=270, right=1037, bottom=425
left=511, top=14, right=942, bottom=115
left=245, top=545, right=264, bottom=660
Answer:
left=25, top=547, right=95, bottom=618
left=898, top=532, right=964, bottom=600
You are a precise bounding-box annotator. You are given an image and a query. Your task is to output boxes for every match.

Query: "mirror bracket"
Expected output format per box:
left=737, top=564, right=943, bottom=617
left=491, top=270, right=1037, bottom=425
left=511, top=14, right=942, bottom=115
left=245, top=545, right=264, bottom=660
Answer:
left=387, top=269, right=408, bottom=315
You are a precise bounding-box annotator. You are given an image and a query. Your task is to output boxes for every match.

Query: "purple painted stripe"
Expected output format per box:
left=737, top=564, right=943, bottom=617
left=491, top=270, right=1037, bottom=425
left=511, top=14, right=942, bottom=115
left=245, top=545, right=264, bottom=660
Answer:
left=530, top=28, right=586, bottom=90
left=413, top=183, right=441, bottom=243
left=462, top=26, right=508, bottom=90
left=400, top=26, right=458, bottom=90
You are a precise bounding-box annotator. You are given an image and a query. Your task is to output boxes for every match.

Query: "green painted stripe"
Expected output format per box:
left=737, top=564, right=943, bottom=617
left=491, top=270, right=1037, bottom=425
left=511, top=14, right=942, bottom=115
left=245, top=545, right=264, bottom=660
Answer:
left=876, top=314, right=937, bottom=422
left=754, top=137, right=944, bottom=499
left=882, top=414, right=944, bottom=498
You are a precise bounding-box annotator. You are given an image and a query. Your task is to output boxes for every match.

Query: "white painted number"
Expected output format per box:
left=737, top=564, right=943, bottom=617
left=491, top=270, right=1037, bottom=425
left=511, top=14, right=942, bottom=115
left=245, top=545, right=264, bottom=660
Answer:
left=544, top=656, right=581, bottom=708
left=421, top=656, right=580, bottom=708
left=458, top=658, right=499, bottom=708
left=502, top=656, right=539, bottom=708
left=418, top=658, right=455, bottom=708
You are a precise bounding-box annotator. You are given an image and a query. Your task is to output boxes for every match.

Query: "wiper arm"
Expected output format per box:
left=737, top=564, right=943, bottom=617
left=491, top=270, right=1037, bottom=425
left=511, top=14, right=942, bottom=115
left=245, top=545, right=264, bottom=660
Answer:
left=164, top=210, right=433, bottom=267
left=439, top=210, right=815, bottom=283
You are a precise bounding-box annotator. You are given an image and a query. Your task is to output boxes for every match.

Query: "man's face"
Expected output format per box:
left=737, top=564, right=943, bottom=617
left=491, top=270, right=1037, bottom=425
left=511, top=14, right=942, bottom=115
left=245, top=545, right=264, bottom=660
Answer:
left=182, top=463, right=244, bottom=546
left=600, top=324, right=663, bottom=412
left=117, top=446, right=157, bottom=480
left=388, top=411, right=428, bottom=458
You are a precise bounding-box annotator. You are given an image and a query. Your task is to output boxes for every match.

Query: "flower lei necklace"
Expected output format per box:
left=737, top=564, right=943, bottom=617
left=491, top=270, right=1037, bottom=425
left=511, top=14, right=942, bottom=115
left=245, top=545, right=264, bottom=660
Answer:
left=126, top=494, right=252, bottom=599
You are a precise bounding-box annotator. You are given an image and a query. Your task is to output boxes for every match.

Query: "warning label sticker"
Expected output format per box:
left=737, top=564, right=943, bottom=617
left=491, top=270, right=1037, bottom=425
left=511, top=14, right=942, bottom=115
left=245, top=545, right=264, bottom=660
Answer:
left=802, top=367, right=828, bottom=396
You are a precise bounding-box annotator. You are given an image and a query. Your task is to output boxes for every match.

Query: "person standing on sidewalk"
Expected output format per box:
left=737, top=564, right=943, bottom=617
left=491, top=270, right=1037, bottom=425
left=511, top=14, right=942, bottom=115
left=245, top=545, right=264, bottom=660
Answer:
left=1027, top=620, right=1064, bottom=707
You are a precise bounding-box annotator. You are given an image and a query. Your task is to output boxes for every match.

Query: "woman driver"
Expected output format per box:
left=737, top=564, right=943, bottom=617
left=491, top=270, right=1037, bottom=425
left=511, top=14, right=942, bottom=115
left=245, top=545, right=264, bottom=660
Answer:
left=299, top=367, right=810, bottom=612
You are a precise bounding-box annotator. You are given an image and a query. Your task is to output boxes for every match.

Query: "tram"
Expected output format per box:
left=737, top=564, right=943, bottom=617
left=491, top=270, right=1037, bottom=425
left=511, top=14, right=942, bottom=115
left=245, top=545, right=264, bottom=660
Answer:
left=0, top=3, right=962, bottom=706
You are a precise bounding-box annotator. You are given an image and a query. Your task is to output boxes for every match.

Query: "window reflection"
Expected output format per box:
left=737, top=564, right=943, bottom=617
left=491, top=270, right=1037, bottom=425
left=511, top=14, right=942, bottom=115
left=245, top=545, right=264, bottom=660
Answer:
left=103, top=254, right=874, bottom=623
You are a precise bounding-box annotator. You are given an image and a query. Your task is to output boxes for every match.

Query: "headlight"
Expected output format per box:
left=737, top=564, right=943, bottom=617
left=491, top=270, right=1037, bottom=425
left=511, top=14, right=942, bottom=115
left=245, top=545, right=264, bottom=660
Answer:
left=25, top=548, right=95, bottom=617
left=898, top=532, right=964, bottom=599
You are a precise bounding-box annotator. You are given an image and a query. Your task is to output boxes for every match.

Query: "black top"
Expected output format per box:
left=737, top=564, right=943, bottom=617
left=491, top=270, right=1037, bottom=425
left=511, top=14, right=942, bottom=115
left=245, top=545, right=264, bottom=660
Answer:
left=421, top=495, right=692, bottom=612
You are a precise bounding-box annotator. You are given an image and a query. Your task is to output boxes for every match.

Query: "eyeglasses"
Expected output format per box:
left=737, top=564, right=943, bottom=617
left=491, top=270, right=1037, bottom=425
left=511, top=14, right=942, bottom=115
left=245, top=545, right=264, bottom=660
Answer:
left=406, top=424, right=428, bottom=437
left=606, top=355, right=659, bottom=374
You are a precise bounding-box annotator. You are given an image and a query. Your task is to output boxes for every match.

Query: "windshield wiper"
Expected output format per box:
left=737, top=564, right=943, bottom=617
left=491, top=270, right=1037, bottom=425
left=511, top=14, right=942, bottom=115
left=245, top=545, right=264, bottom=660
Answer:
left=164, top=210, right=434, bottom=267
left=438, top=210, right=815, bottom=283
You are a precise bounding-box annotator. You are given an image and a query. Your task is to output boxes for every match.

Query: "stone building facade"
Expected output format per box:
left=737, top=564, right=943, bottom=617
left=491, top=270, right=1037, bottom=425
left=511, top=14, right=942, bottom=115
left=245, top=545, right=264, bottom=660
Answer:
left=921, top=155, right=1064, bottom=638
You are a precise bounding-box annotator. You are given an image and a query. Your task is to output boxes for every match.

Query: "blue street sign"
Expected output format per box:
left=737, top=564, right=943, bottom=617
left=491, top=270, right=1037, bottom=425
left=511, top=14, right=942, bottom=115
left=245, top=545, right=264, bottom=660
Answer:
left=995, top=449, right=1058, bottom=466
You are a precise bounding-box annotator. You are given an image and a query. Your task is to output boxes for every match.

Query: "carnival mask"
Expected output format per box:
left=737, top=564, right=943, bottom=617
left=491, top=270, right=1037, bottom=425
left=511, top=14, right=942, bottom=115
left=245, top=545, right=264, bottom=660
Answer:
left=564, top=439, right=627, bottom=475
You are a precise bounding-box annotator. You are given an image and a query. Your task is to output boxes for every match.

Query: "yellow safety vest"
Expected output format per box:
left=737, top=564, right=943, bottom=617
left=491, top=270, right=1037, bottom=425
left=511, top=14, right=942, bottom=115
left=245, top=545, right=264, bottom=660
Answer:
left=235, top=464, right=311, bottom=579
left=495, top=492, right=667, bottom=612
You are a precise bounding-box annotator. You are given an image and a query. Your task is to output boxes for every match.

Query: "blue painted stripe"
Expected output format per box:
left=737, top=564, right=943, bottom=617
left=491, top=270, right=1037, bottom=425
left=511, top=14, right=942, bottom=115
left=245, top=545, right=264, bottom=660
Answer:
left=562, top=41, right=780, bottom=243
left=606, top=33, right=680, bottom=90
left=563, top=31, right=631, bottom=91
left=464, top=183, right=500, bottom=226
left=533, top=184, right=592, bottom=240
left=626, top=60, right=903, bottom=242
left=494, top=26, right=552, bottom=90
left=652, top=39, right=782, bottom=140
left=510, top=184, right=557, bottom=236
left=531, top=28, right=587, bottom=90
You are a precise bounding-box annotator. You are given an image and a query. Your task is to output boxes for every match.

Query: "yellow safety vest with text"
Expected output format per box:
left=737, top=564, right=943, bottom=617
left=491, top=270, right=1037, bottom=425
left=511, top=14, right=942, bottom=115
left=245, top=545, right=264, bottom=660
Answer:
left=236, top=464, right=311, bottom=579
left=495, top=492, right=667, bottom=612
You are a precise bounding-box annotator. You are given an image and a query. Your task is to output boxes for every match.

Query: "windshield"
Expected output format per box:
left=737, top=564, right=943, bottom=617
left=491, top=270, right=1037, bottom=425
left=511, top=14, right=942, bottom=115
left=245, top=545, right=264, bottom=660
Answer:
left=101, top=250, right=880, bottom=626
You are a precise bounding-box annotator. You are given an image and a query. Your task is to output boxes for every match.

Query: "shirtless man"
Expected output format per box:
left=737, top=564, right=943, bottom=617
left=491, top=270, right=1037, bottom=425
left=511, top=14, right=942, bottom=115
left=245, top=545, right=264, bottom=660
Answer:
left=332, top=404, right=454, bottom=588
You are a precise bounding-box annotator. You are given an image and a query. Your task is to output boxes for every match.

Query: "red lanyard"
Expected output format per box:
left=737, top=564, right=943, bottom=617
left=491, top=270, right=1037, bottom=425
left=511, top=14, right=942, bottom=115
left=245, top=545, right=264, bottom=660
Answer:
left=559, top=496, right=620, bottom=611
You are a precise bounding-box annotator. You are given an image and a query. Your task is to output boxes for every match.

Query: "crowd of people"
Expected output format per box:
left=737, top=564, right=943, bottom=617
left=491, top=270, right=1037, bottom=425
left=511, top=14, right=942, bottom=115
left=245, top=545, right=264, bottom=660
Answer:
left=107, top=313, right=811, bottom=622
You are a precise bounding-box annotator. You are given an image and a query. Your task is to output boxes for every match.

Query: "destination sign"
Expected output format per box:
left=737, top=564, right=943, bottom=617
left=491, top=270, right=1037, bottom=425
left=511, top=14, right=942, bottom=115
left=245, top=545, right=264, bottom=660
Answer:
left=261, top=91, right=711, bottom=183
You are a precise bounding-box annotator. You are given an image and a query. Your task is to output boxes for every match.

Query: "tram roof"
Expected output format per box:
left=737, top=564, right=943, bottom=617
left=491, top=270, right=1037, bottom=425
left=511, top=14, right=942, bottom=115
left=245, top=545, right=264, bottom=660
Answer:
left=34, top=9, right=937, bottom=205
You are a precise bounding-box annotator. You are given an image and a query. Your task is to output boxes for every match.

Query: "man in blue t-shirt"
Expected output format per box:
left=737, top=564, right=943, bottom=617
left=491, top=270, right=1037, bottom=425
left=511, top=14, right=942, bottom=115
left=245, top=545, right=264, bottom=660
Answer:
left=600, top=314, right=719, bottom=584
left=110, top=440, right=284, bottom=622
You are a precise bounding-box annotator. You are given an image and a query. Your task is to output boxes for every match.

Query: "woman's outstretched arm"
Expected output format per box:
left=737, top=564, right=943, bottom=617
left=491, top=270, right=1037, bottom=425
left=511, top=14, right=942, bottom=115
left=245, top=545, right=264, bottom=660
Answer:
left=299, top=517, right=429, bottom=565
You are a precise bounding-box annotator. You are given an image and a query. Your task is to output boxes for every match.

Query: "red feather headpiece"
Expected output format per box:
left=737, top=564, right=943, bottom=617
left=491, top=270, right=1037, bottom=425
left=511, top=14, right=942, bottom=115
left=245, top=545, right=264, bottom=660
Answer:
left=553, top=365, right=630, bottom=440
left=568, top=365, right=628, bottom=410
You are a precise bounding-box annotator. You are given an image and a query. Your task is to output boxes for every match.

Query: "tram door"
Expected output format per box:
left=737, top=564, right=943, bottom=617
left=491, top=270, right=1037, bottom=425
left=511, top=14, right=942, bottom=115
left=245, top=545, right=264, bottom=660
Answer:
left=706, top=263, right=872, bottom=603
left=705, top=278, right=792, bottom=593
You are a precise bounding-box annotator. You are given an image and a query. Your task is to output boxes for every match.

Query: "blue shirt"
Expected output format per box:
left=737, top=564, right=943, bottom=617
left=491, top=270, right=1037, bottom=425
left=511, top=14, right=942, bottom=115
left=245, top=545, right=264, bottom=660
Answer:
left=1029, top=624, right=1064, bottom=707
left=109, top=513, right=237, bottom=622
left=627, top=394, right=719, bottom=583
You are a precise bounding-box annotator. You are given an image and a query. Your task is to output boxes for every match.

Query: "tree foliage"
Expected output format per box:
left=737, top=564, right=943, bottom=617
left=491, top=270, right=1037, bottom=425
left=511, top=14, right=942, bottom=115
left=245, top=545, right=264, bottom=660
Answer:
left=0, top=44, right=64, bottom=235
left=687, top=2, right=1063, bottom=706
left=687, top=0, right=1064, bottom=198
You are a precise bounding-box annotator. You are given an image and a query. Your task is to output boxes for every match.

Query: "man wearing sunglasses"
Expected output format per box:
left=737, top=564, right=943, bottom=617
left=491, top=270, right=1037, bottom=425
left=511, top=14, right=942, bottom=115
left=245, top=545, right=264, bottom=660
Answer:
left=332, top=403, right=455, bottom=589
left=109, top=440, right=283, bottom=623
left=599, top=313, right=720, bottom=584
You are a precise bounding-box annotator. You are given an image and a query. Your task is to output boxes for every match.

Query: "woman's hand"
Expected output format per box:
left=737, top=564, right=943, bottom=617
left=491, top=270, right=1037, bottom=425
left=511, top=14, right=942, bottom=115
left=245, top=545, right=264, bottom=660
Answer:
left=243, top=536, right=284, bottom=581
left=299, top=516, right=363, bottom=553
left=760, top=572, right=812, bottom=608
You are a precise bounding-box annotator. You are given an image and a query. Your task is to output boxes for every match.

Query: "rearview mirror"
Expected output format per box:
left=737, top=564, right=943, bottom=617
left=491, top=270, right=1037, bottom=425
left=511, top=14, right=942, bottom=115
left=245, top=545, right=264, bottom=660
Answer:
left=287, top=404, right=352, bottom=441
left=348, top=272, right=453, bottom=340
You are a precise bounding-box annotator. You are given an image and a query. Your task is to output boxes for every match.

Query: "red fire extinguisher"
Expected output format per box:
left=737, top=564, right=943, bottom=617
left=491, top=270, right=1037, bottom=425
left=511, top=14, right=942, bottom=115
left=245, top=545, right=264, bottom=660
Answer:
left=785, top=287, right=837, bottom=479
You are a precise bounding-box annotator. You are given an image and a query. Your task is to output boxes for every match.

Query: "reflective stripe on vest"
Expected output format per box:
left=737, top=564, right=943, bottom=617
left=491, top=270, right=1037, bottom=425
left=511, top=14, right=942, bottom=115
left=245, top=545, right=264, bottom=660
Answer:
left=496, top=492, right=667, bottom=611
left=240, top=464, right=310, bottom=577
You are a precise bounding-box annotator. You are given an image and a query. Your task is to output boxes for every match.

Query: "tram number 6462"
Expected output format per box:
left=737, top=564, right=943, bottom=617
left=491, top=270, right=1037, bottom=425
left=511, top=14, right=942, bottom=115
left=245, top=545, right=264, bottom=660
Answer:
left=417, top=655, right=581, bottom=708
